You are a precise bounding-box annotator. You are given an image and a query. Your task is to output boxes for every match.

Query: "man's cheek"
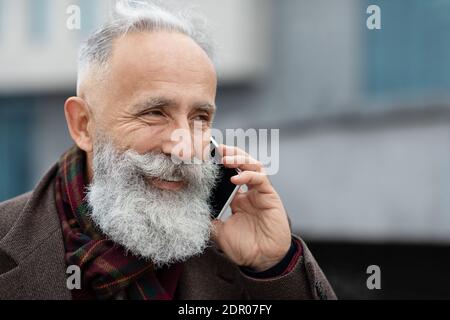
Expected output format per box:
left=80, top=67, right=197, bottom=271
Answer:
left=114, top=135, right=151, bottom=155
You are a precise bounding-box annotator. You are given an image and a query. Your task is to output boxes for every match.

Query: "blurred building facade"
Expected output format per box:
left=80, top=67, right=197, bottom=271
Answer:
left=1, top=2, right=450, bottom=296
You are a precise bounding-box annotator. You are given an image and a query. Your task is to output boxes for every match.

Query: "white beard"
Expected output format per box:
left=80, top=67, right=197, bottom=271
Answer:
left=86, top=139, right=218, bottom=267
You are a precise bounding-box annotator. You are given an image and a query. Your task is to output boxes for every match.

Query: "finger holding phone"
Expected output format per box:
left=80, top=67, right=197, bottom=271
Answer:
left=211, top=144, right=292, bottom=273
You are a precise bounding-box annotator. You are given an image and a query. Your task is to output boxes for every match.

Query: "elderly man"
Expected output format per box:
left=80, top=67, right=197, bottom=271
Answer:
left=0, top=2, right=335, bottom=300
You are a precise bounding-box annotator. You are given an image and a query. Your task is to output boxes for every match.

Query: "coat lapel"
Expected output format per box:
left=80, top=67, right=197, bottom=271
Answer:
left=0, top=164, right=72, bottom=300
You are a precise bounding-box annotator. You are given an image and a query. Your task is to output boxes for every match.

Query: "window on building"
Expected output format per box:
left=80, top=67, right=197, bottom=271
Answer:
left=0, top=0, right=3, bottom=43
left=27, top=0, right=50, bottom=43
left=364, top=0, right=450, bottom=101
left=78, top=0, right=98, bottom=37
left=0, top=99, right=33, bottom=202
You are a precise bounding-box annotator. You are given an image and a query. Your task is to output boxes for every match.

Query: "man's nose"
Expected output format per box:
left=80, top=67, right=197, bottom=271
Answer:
left=161, top=119, right=196, bottom=163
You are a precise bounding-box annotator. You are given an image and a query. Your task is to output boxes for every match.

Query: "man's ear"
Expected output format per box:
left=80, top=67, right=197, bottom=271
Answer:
left=64, top=97, right=94, bottom=153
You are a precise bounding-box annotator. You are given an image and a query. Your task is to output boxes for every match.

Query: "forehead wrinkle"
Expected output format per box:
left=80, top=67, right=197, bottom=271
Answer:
left=109, top=33, right=217, bottom=87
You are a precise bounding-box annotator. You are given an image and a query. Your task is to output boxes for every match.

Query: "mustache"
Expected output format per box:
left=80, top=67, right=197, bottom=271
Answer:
left=92, top=137, right=219, bottom=191
left=125, top=151, right=205, bottom=181
left=110, top=149, right=218, bottom=190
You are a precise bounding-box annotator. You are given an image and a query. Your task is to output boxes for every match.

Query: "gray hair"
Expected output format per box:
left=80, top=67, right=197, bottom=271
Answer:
left=77, top=0, right=214, bottom=94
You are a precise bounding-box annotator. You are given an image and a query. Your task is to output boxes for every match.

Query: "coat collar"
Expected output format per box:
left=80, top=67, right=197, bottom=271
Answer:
left=0, top=163, right=72, bottom=299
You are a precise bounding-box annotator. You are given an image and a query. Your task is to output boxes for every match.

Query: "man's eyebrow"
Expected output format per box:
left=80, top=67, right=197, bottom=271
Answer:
left=131, top=98, right=216, bottom=114
left=132, top=97, right=176, bottom=113
left=192, top=102, right=216, bottom=112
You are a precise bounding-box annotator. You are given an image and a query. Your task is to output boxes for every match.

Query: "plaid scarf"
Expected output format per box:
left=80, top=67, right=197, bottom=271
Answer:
left=54, top=146, right=183, bottom=300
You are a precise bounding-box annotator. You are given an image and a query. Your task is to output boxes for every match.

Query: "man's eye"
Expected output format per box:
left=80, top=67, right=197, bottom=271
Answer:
left=144, top=110, right=164, bottom=117
left=193, top=114, right=210, bottom=122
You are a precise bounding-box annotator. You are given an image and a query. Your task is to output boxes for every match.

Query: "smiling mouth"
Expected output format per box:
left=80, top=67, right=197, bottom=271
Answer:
left=147, top=177, right=185, bottom=191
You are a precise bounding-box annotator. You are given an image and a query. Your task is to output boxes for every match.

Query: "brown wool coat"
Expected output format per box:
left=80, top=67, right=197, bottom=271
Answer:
left=0, top=163, right=337, bottom=300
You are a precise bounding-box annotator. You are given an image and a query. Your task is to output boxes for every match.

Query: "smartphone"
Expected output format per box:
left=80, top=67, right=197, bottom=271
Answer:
left=209, top=137, right=241, bottom=219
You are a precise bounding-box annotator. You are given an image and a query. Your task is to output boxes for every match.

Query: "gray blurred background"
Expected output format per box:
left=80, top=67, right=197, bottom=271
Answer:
left=1, top=0, right=450, bottom=299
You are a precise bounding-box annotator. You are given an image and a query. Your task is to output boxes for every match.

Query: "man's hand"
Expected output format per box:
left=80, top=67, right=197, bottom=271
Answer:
left=211, top=145, right=292, bottom=272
